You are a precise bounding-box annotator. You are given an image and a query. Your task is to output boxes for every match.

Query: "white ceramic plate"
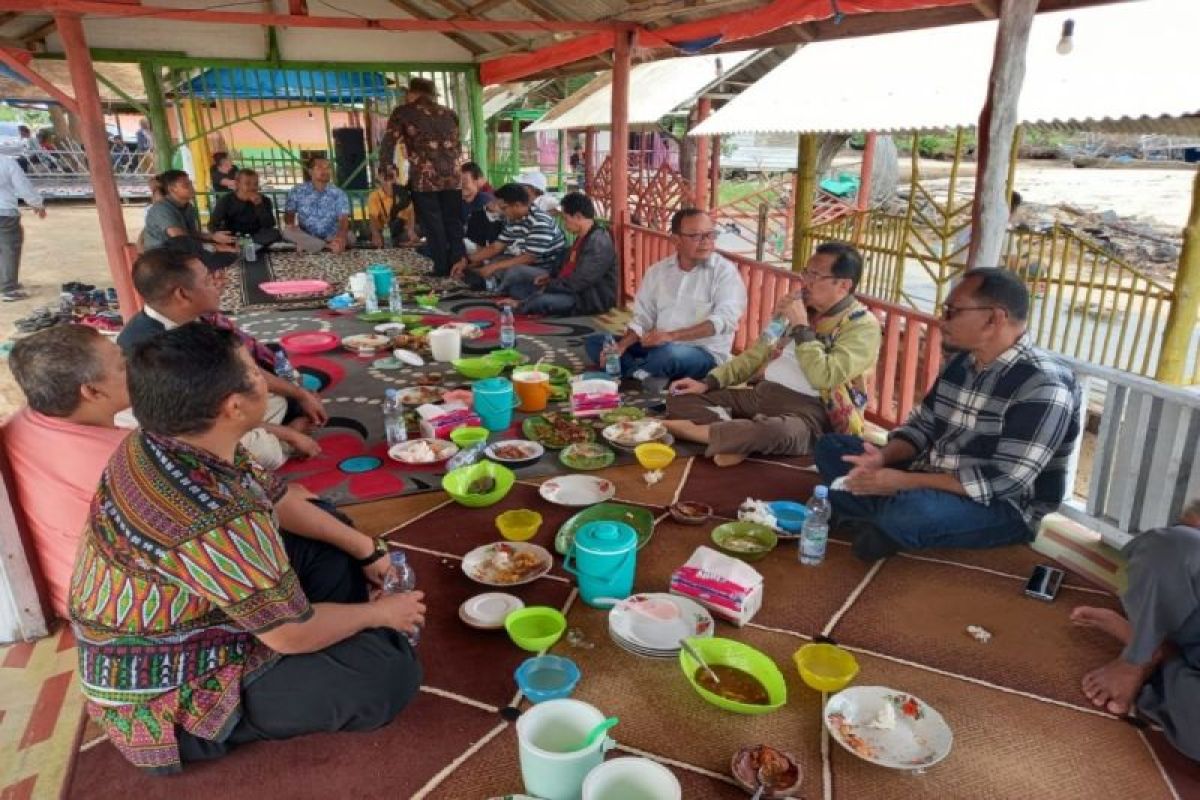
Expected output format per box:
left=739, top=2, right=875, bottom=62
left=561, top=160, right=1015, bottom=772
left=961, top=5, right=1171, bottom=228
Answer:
left=484, top=439, right=545, bottom=465
left=375, top=322, right=406, bottom=335
left=459, top=592, right=525, bottom=629
left=602, top=419, right=668, bottom=448
left=397, top=386, right=445, bottom=405
left=608, top=593, right=715, bottom=652
left=342, top=333, right=391, bottom=352
left=824, top=686, right=953, bottom=771
left=462, top=542, right=553, bottom=587
left=539, top=475, right=616, bottom=507
left=387, top=438, right=458, bottom=465
left=393, top=348, right=425, bottom=366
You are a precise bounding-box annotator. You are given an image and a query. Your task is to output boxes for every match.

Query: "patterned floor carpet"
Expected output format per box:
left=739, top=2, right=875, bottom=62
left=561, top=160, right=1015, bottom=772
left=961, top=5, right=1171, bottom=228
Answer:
left=6, top=456, right=1194, bottom=799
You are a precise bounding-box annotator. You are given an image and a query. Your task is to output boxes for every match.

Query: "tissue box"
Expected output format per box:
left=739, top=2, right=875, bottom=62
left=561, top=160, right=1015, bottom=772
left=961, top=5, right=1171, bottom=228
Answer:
left=570, top=378, right=620, bottom=417
left=669, top=545, right=763, bottom=627
left=418, top=402, right=482, bottom=439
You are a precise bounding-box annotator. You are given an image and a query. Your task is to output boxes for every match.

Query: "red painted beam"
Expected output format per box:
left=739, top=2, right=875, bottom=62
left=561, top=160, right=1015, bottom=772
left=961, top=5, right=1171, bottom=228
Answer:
left=0, top=0, right=616, bottom=32
left=0, top=48, right=79, bottom=113
left=480, top=30, right=612, bottom=85
left=288, top=0, right=308, bottom=14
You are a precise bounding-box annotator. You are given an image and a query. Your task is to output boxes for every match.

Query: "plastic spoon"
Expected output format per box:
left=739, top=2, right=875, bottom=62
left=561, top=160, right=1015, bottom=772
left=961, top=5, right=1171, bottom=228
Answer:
left=680, top=638, right=720, bottom=685
left=571, top=716, right=619, bottom=752
left=749, top=766, right=769, bottom=800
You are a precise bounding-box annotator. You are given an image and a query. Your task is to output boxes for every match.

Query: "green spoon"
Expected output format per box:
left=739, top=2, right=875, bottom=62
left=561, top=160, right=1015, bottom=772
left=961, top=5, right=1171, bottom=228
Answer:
left=572, top=716, right=619, bottom=751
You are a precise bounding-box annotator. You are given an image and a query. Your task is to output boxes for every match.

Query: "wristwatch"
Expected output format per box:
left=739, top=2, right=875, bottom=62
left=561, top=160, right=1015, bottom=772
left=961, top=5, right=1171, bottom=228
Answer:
left=355, top=538, right=389, bottom=567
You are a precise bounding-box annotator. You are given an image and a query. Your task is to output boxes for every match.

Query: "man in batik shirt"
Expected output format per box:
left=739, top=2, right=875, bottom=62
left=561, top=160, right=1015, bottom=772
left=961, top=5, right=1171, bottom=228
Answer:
left=379, top=77, right=463, bottom=276
left=70, top=324, right=426, bottom=774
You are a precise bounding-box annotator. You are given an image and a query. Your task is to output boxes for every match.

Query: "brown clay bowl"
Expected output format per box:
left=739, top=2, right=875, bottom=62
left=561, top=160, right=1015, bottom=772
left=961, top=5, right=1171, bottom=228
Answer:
left=670, top=501, right=713, bottom=526
left=730, top=745, right=803, bottom=798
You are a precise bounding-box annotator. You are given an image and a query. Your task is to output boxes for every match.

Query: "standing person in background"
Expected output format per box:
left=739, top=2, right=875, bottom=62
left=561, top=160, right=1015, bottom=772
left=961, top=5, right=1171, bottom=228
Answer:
left=0, top=153, right=45, bottom=302
left=135, top=118, right=153, bottom=155
left=210, top=151, right=238, bottom=193
left=379, top=77, right=463, bottom=276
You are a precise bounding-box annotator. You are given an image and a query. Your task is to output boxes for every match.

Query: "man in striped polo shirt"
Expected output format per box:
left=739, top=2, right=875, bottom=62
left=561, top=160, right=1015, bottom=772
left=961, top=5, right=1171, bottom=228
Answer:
left=451, top=182, right=565, bottom=294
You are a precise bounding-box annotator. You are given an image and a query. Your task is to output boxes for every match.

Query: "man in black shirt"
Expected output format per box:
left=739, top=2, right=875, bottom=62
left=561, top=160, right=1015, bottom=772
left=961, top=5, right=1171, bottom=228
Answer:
left=208, top=168, right=281, bottom=250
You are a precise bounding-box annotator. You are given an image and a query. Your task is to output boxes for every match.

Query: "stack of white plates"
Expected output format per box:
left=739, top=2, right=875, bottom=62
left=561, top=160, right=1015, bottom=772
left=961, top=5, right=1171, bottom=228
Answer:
left=607, top=593, right=715, bottom=659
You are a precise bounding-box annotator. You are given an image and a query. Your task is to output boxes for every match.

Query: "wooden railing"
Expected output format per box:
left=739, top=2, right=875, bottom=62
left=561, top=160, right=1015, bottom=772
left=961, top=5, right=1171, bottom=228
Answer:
left=624, top=225, right=943, bottom=430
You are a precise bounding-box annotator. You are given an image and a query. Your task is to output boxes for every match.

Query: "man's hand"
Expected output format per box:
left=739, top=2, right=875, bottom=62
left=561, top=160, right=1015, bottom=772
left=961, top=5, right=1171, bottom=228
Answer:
left=777, top=293, right=809, bottom=327
left=33, top=207, right=46, bottom=219
left=478, top=263, right=501, bottom=279
left=533, top=274, right=550, bottom=288
left=297, top=389, right=329, bottom=426
left=373, top=590, right=426, bottom=635
left=844, top=467, right=910, bottom=497
left=669, top=377, right=707, bottom=396
left=211, top=231, right=236, bottom=246
left=450, top=258, right=468, bottom=279
left=362, top=551, right=392, bottom=589
left=641, top=329, right=673, bottom=348
left=328, top=237, right=347, bottom=254
left=248, top=192, right=263, bottom=205
left=843, top=441, right=885, bottom=474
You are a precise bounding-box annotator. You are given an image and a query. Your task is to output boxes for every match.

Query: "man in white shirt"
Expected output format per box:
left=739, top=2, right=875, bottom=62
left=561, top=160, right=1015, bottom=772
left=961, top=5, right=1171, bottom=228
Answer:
left=0, top=154, right=46, bottom=301
left=664, top=242, right=881, bottom=467
left=584, top=208, right=747, bottom=381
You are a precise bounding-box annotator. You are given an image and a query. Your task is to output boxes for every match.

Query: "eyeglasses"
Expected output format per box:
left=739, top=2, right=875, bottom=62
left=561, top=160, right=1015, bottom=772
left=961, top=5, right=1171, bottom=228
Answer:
left=940, top=304, right=998, bottom=320
left=676, top=231, right=719, bottom=242
left=799, top=269, right=838, bottom=282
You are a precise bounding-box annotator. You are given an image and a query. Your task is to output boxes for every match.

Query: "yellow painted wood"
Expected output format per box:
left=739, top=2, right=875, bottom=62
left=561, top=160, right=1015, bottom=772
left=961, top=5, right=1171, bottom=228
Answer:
left=1158, top=168, right=1200, bottom=383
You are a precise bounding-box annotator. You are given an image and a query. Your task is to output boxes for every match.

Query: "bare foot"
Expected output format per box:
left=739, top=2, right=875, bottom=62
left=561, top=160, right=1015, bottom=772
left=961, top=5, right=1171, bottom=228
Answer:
left=1070, top=606, right=1133, bottom=645
left=713, top=453, right=747, bottom=468
left=662, top=419, right=710, bottom=444
left=1081, top=658, right=1153, bottom=715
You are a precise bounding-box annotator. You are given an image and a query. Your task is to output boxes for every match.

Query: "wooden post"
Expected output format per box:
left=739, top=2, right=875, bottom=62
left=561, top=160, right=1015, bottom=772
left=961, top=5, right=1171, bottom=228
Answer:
left=138, top=61, right=174, bottom=171
left=1157, top=167, right=1200, bottom=384
left=610, top=27, right=632, bottom=231
left=467, top=68, right=488, bottom=176
left=556, top=128, right=567, bottom=192
left=858, top=132, right=877, bottom=212
left=790, top=133, right=819, bottom=271
left=693, top=96, right=711, bottom=210
left=968, top=0, right=1036, bottom=270
left=584, top=126, right=596, bottom=190
left=708, top=133, right=721, bottom=209
left=56, top=12, right=137, bottom=320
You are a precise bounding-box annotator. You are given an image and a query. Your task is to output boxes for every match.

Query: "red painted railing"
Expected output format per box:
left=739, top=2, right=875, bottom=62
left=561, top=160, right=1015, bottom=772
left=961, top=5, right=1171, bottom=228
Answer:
left=623, top=225, right=943, bottom=430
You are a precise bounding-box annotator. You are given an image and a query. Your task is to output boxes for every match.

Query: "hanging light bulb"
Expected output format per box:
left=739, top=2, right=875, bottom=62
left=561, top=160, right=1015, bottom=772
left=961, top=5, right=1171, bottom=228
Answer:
left=1056, top=19, right=1075, bottom=55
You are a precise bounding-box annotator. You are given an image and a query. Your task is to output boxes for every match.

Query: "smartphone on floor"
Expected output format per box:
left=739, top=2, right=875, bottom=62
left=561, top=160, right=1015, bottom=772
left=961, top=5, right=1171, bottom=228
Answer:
left=1024, top=564, right=1065, bottom=602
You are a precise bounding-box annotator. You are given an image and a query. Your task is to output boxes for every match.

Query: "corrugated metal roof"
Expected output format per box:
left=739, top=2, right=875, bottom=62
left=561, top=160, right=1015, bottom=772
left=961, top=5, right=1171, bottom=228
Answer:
left=526, top=50, right=758, bottom=131
left=691, top=0, right=1200, bottom=136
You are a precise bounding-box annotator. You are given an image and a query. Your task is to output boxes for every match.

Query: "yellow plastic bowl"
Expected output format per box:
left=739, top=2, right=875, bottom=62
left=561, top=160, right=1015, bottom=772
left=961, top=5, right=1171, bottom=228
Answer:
left=635, top=442, right=676, bottom=471
left=678, top=637, right=787, bottom=715
left=496, top=509, right=543, bottom=541
left=793, top=643, right=859, bottom=693
left=505, top=606, right=567, bottom=652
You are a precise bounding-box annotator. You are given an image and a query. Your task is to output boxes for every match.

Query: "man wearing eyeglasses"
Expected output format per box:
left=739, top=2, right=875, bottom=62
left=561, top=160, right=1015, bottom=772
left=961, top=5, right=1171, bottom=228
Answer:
left=584, top=208, right=746, bottom=381
left=663, top=242, right=880, bottom=467
left=815, top=267, right=1081, bottom=562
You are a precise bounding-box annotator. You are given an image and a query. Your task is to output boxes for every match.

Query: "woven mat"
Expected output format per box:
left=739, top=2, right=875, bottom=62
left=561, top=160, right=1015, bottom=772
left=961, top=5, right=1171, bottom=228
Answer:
left=53, top=458, right=1200, bottom=799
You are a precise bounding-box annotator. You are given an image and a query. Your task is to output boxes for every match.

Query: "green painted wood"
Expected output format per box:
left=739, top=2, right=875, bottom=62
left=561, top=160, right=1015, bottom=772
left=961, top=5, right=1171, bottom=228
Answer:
left=138, top=61, right=174, bottom=171
left=468, top=68, right=487, bottom=174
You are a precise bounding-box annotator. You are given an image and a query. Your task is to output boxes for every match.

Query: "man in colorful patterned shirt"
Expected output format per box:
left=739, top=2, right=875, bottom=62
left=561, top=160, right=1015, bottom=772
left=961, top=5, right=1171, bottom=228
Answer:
left=71, top=324, right=425, bottom=773
left=816, top=267, right=1081, bottom=561
left=379, top=77, right=463, bottom=276
left=283, top=157, right=352, bottom=254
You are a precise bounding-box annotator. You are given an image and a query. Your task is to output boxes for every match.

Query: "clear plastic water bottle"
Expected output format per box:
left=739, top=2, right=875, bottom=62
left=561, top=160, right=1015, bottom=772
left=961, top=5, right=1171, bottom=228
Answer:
left=382, top=388, right=407, bottom=447
left=241, top=235, right=257, bottom=262
left=761, top=314, right=789, bottom=345
left=382, top=550, right=420, bottom=646
left=603, top=335, right=622, bottom=379
left=364, top=285, right=379, bottom=314
left=499, top=305, right=516, bottom=349
left=800, top=485, right=831, bottom=566
left=273, top=349, right=298, bottom=385
left=388, top=283, right=403, bottom=315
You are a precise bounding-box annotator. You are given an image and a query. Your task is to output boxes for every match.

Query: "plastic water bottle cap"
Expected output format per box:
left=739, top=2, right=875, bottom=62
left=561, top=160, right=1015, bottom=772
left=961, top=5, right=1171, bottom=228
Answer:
left=385, top=388, right=399, bottom=400
left=814, top=485, right=829, bottom=499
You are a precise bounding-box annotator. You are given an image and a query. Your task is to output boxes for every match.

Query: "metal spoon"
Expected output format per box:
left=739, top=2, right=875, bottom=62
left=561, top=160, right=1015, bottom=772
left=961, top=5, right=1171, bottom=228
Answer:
left=680, top=637, right=720, bottom=685
left=750, top=765, right=769, bottom=800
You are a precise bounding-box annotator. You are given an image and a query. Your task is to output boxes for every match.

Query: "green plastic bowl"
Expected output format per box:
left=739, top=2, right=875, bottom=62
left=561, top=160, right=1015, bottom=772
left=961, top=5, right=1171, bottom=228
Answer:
left=486, top=348, right=527, bottom=368
left=453, top=357, right=505, bottom=380
left=678, top=637, right=788, bottom=715
left=449, top=426, right=490, bottom=448
left=442, top=461, right=515, bottom=507
left=711, top=521, right=778, bottom=562
left=505, top=606, right=567, bottom=652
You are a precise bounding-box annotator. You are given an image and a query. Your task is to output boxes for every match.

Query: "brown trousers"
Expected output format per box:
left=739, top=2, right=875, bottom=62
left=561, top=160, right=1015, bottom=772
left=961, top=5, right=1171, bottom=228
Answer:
left=666, top=381, right=828, bottom=458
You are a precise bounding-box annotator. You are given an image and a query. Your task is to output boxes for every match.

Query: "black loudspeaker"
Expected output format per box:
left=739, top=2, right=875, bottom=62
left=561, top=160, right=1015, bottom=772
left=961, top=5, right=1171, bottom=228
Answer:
left=332, top=127, right=368, bottom=190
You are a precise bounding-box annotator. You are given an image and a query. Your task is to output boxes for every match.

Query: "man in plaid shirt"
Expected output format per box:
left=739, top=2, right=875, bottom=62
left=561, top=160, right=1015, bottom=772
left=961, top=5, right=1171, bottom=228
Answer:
left=815, top=267, right=1081, bottom=561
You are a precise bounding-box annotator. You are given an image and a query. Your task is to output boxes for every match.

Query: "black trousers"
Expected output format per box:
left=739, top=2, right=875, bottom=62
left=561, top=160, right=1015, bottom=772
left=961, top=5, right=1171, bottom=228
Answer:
left=412, top=189, right=465, bottom=276
left=178, top=502, right=421, bottom=762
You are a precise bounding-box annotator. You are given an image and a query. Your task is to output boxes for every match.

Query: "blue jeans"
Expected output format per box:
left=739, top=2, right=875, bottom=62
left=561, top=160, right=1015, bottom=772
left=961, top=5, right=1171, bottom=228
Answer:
left=813, top=434, right=1033, bottom=551
left=498, top=264, right=549, bottom=295
left=518, top=291, right=577, bottom=316
left=584, top=334, right=716, bottom=381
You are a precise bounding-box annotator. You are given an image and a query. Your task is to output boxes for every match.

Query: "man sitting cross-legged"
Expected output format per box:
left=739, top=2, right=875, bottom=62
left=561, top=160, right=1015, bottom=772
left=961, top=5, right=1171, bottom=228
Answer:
left=283, top=156, right=352, bottom=254
left=71, top=324, right=425, bottom=774
left=815, top=267, right=1080, bottom=562
left=664, top=242, right=880, bottom=467
left=584, top=208, right=747, bottom=382
left=116, top=246, right=325, bottom=467
left=3, top=325, right=131, bottom=618
left=1072, top=503, right=1200, bottom=761
left=450, top=182, right=566, bottom=294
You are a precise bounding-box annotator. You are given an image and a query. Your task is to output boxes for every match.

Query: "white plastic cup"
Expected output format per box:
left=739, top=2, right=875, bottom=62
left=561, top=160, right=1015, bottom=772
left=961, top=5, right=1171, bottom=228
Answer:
left=517, top=699, right=613, bottom=800
left=582, top=757, right=681, bottom=800
left=428, top=327, right=462, bottom=363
